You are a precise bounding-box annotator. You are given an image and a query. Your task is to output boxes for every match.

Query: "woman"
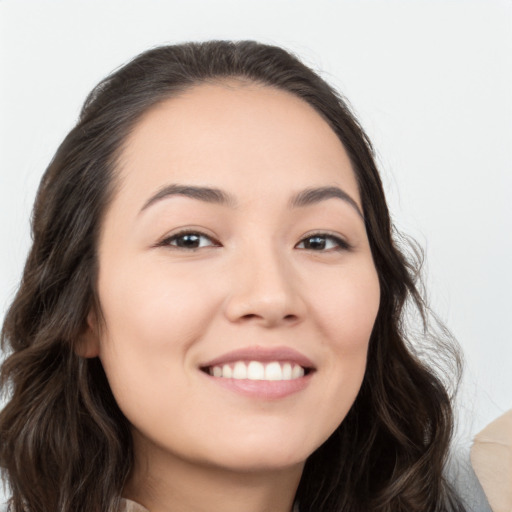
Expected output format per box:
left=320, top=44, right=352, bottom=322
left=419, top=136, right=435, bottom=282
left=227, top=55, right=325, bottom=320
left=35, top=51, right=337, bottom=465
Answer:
left=0, top=40, right=464, bottom=512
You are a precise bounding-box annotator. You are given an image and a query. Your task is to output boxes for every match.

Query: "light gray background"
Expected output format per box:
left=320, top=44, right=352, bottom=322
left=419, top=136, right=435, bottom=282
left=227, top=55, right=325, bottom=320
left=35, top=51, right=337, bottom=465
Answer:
left=0, top=0, right=511, bottom=501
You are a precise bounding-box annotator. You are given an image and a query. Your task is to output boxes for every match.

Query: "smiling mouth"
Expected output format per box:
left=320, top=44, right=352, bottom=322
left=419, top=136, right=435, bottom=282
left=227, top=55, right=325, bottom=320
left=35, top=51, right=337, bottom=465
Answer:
left=200, top=361, right=313, bottom=381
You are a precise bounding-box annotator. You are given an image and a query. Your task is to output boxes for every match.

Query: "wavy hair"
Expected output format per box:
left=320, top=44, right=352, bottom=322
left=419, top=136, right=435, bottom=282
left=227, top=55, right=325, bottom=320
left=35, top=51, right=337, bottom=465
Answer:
left=1, top=41, right=463, bottom=512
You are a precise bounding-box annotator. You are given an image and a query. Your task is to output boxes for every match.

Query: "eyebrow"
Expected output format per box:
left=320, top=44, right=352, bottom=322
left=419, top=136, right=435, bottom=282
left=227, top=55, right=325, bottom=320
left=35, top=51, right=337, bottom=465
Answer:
left=140, top=184, right=237, bottom=212
left=140, top=183, right=363, bottom=218
left=290, top=186, right=364, bottom=218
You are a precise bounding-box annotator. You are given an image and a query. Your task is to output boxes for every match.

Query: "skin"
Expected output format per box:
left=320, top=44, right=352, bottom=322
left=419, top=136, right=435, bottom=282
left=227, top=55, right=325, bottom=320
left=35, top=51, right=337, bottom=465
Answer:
left=83, top=81, right=381, bottom=512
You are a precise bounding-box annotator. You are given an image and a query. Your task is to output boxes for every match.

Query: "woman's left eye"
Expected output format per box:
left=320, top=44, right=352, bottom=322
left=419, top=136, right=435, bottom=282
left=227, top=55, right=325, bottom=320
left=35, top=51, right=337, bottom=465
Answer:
left=295, top=234, right=350, bottom=251
left=161, top=232, right=218, bottom=250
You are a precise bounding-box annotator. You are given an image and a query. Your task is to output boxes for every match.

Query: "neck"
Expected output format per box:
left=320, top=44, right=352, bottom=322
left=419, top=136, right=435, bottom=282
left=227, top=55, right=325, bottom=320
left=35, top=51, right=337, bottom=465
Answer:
left=123, top=434, right=304, bottom=512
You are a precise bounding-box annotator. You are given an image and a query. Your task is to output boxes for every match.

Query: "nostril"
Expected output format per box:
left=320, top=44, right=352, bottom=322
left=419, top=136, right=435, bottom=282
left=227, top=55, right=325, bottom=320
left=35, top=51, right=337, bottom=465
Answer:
left=241, top=313, right=259, bottom=321
left=241, top=313, right=298, bottom=322
left=224, top=293, right=305, bottom=326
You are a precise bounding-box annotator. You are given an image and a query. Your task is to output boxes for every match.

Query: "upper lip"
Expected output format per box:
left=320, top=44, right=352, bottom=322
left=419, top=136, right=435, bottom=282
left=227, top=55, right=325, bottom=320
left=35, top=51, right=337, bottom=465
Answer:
left=200, top=346, right=315, bottom=369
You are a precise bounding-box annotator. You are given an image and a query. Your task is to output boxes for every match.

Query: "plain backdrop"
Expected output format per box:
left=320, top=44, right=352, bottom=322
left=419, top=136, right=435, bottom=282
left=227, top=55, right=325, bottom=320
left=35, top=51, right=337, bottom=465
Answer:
left=0, top=0, right=511, bottom=495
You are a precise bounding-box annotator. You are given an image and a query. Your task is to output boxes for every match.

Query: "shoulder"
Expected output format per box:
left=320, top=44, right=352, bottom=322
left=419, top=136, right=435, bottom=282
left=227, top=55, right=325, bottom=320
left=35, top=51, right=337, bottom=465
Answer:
left=119, top=498, right=150, bottom=512
left=470, top=410, right=512, bottom=512
left=447, top=443, right=492, bottom=512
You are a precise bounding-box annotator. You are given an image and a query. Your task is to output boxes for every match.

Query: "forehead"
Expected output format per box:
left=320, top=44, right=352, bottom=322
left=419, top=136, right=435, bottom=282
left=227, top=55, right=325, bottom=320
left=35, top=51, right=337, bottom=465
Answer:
left=115, top=81, right=360, bottom=209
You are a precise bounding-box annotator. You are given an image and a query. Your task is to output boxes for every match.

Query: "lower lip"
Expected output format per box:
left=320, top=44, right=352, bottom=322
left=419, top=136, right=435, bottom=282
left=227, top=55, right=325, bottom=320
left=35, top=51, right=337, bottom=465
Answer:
left=201, top=372, right=313, bottom=400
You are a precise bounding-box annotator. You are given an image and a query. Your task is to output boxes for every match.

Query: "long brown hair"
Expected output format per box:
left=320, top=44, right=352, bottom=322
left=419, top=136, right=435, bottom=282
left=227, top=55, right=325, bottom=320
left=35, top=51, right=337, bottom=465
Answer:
left=1, top=41, right=464, bottom=512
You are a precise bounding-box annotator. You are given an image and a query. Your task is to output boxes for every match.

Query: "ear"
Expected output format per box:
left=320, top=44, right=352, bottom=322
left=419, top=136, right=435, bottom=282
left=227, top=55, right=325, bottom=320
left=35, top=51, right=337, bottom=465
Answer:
left=75, top=310, right=101, bottom=358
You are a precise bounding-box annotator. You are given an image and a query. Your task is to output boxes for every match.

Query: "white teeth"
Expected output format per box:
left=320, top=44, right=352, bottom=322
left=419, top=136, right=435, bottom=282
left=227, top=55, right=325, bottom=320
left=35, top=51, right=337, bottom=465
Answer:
left=247, top=361, right=265, bottom=380
left=222, top=364, right=232, bottom=378
left=207, top=361, right=307, bottom=381
left=233, top=361, right=247, bottom=379
left=265, top=361, right=282, bottom=381
left=292, top=364, right=305, bottom=379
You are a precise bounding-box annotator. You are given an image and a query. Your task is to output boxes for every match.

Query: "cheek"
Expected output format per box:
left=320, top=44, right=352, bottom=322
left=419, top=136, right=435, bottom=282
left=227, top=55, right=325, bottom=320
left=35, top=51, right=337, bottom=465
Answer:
left=98, top=258, right=219, bottom=348
left=95, top=260, right=221, bottom=401
left=304, top=262, right=379, bottom=425
left=312, top=263, right=380, bottom=353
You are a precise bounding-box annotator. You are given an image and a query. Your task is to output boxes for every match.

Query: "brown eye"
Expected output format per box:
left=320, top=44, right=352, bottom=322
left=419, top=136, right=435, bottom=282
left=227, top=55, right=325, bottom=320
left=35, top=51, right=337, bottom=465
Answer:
left=162, top=232, right=218, bottom=250
left=296, top=234, right=350, bottom=251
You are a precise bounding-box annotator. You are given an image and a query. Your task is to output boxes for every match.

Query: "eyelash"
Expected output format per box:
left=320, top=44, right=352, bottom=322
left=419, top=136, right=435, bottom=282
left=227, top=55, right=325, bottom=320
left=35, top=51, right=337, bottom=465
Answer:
left=158, top=230, right=351, bottom=252
left=295, top=233, right=352, bottom=252
left=158, top=230, right=220, bottom=250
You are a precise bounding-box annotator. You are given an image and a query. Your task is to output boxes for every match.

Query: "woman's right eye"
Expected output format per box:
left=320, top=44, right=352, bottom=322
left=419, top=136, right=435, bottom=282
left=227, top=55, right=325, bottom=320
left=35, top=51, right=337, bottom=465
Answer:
left=160, top=231, right=219, bottom=250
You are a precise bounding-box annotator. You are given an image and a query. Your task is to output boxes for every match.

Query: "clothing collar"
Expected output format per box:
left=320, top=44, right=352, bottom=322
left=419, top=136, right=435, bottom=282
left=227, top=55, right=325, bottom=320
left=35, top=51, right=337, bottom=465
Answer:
left=120, top=498, right=299, bottom=511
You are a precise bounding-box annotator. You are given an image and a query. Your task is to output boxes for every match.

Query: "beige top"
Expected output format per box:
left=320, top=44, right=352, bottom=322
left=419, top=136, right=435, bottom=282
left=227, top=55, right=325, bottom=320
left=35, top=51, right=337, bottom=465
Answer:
left=120, top=499, right=149, bottom=512
left=471, top=409, right=512, bottom=512
left=119, top=498, right=300, bottom=512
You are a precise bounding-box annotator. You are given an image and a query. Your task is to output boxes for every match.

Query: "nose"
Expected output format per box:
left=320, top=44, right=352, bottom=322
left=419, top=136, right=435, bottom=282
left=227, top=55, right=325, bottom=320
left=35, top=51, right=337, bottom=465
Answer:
left=223, top=245, right=306, bottom=328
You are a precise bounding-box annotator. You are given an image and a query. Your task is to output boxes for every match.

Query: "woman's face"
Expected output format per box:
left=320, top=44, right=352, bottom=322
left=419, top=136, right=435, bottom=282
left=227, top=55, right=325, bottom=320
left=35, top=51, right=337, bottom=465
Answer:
left=86, top=81, right=380, bottom=473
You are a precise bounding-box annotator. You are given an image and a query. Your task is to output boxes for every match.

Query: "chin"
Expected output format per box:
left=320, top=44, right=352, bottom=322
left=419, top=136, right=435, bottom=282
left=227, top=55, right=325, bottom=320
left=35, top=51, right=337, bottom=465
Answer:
left=197, top=433, right=319, bottom=473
